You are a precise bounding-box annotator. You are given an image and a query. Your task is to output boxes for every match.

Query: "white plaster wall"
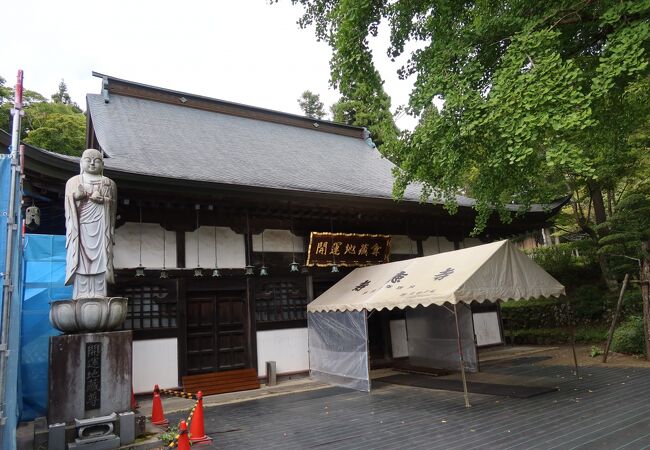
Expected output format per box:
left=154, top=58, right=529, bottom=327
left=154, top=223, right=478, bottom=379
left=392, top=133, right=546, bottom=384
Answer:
left=114, top=222, right=177, bottom=269
left=390, top=235, right=418, bottom=255
left=390, top=319, right=409, bottom=358
left=421, top=236, right=456, bottom=256
left=461, top=238, right=483, bottom=248
left=185, top=226, right=246, bottom=269
left=133, top=338, right=178, bottom=393
left=256, top=328, right=309, bottom=377
left=252, top=229, right=304, bottom=253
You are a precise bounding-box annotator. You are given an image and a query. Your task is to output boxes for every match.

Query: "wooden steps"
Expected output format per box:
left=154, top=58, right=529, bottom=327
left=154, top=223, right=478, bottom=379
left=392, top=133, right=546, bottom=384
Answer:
left=182, top=368, right=260, bottom=396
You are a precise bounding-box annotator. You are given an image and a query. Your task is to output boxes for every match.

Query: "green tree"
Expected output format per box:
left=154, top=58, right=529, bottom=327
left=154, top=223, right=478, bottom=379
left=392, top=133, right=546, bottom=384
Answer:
left=0, top=76, right=85, bottom=156
left=1, top=76, right=47, bottom=135
left=51, top=79, right=81, bottom=112
left=23, top=102, right=86, bottom=155
left=298, top=90, right=326, bottom=119
left=599, top=184, right=650, bottom=358
left=292, top=0, right=650, bottom=287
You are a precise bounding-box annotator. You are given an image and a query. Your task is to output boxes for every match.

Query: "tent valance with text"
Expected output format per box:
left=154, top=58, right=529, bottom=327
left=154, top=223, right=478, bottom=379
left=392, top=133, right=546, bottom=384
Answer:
left=307, top=240, right=565, bottom=313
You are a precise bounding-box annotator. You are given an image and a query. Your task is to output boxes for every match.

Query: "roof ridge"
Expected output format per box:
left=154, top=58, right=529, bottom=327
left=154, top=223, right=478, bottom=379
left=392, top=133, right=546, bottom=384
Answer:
left=91, top=72, right=367, bottom=139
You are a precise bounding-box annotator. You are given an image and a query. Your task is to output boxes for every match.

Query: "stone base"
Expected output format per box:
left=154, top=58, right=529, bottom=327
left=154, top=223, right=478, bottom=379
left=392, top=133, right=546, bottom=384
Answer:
left=68, top=435, right=120, bottom=450
left=48, top=331, right=132, bottom=424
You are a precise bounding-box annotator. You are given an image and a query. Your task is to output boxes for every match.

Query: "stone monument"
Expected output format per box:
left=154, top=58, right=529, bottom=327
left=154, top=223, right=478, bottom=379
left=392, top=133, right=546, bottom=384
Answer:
left=47, top=149, right=133, bottom=448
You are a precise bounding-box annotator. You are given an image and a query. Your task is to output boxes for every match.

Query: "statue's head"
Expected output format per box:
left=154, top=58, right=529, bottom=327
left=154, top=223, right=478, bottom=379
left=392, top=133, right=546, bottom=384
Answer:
left=80, top=149, right=104, bottom=175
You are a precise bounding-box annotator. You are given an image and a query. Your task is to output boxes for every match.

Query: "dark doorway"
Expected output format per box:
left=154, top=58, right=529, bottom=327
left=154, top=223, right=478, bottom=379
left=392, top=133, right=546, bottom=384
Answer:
left=186, top=288, right=249, bottom=375
left=367, top=309, right=393, bottom=368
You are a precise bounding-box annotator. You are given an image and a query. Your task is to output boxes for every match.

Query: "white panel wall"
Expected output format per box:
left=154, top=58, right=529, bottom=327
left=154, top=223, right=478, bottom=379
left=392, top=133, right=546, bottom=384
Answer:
left=473, top=312, right=503, bottom=346
left=256, top=328, right=309, bottom=377
left=389, top=319, right=409, bottom=358
left=390, top=235, right=418, bottom=255
left=186, top=226, right=246, bottom=269
left=114, top=222, right=177, bottom=269
left=461, top=238, right=483, bottom=248
left=421, top=236, right=456, bottom=256
left=252, top=229, right=304, bottom=253
left=133, top=338, right=178, bottom=393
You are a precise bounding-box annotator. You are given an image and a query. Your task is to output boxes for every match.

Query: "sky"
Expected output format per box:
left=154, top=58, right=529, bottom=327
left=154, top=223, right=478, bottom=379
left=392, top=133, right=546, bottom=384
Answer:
left=0, top=0, right=419, bottom=130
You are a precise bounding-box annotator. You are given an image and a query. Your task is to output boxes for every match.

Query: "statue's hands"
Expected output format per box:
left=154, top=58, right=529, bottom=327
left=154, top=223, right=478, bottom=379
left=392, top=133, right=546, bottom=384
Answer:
left=90, top=190, right=104, bottom=204
left=73, top=184, right=87, bottom=200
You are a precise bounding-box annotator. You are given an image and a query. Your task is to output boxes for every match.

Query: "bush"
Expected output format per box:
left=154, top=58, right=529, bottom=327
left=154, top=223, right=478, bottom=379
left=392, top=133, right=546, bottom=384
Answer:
left=501, top=283, right=609, bottom=330
left=527, top=243, right=575, bottom=274
left=506, top=326, right=607, bottom=345
left=611, top=316, right=646, bottom=356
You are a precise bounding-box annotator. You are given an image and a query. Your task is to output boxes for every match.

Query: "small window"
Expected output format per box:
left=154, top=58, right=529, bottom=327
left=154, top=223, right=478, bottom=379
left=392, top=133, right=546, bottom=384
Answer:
left=254, top=279, right=308, bottom=329
left=110, top=278, right=178, bottom=337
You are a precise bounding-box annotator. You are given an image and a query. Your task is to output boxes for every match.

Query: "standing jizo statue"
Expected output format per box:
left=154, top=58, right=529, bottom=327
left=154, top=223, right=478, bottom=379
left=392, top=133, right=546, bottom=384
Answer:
left=51, top=148, right=126, bottom=333
left=65, top=149, right=117, bottom=298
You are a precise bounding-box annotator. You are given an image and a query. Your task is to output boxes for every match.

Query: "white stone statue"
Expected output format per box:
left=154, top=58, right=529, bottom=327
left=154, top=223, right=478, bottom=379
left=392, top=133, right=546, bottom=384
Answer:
left=64, top=149, right=117, bottom=299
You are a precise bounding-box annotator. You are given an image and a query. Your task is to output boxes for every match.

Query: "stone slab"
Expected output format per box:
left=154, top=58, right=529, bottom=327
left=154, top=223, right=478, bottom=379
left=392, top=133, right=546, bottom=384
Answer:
left=48, top=331, right=132, bottom=424
left=119, top=411, right=135, bottom=445
left=68, top=435, right=120, bottom=450
left=47, top=423, right=65, bottom=450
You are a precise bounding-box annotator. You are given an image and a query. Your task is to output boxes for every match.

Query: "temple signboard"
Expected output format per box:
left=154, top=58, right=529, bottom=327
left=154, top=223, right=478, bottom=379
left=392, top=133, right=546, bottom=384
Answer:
left=306, top=232, right=391, bottom=267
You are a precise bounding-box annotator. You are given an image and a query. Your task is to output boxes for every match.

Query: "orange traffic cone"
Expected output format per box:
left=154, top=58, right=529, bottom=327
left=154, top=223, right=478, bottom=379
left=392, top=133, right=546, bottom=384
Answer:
left=177, top=420, right=191, bottom=450
left=189, top=391, right=212, bottom=444
left=151, top=384, right=169, bottom=427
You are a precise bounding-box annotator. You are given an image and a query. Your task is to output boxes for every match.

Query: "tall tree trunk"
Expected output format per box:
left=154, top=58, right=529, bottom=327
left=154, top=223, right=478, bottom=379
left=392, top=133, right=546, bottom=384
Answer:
left=607, top=189, right=614, bottom=217
left=589, top=182, right=608, bottom=227
left=589, top=182, right=618, bottom=291
left=642, top=241, right=650, bottom=360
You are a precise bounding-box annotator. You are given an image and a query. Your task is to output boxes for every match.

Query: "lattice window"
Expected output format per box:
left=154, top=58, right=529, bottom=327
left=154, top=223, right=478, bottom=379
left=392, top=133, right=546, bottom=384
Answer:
left=255, top=280, right=308, bottom=324
left=117, top=283, right=177, bottom=330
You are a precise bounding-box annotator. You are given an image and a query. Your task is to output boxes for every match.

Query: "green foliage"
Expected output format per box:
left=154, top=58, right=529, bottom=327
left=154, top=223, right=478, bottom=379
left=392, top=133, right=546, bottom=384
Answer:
left=527, top=243, right=577, bottom=275
left=298, top=90, right=326, bottom=119
left=526, top=241, right=600, bottom=285
left=291, top=0, right=397, bottom=146
left=158, top=426, right=179, bottom=446
left=502, top=282, right=607, bottom=330
left=598, top=185, right=650, bottom=276
left=506, top=326, right=608, bottom=345
left=23, top=112, right=86, bottom=156
left=590, top=346, right=603, bottom=357
left=291, top=0, right=650, bottom=235
left=611, top=316, right=646, bottom=356
left=0, top=76, right=86, bottom=155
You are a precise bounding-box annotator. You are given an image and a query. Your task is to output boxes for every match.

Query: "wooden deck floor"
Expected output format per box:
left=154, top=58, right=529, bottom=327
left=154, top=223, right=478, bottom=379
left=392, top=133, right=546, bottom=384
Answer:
left=167, top=358, right=650, bottom=449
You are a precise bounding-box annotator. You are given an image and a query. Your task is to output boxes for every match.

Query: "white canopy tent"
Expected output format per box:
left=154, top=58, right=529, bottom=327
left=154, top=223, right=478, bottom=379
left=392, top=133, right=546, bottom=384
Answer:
left=307, top=240, right=565, bottom=402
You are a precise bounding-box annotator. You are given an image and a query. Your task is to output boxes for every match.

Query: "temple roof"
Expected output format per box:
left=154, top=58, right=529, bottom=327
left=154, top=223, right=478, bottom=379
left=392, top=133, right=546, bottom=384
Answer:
left=86, top=92, right=424, bottom=203
left=83, top=73, right=564, bottom=213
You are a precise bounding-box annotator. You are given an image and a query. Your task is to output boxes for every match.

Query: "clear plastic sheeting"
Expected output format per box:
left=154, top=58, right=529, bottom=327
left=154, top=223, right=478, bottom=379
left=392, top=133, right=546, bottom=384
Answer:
left=406, top=305, right=478, bottom=372
left=308, top=311, right=370, bottom=392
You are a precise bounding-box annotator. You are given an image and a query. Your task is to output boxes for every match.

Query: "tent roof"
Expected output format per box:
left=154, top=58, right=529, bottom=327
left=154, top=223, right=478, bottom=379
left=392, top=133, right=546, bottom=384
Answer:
left=307, top=240, right=565, bottom=313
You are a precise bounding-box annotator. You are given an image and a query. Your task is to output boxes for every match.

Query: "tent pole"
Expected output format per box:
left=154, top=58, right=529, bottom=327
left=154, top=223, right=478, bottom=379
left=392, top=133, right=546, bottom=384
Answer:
left=567, top=297, right=580, bottom=377
left=453, top=303, right=471, bottom=408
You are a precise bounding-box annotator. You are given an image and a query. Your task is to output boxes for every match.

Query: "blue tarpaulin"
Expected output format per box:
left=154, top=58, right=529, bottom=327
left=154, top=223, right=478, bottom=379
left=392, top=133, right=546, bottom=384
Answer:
left=20, top=234, right=67, bottom=421
left=0, top=154, right=24, bottom=448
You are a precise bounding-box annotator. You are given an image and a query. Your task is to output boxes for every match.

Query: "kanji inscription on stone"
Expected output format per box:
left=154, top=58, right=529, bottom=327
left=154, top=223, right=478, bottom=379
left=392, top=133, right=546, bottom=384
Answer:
left=85, top=342, right=102, bottom=410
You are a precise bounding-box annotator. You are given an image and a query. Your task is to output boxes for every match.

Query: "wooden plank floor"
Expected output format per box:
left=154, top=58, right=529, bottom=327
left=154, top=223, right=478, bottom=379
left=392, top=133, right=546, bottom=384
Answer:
left=167, top=360, right=650, bottom=449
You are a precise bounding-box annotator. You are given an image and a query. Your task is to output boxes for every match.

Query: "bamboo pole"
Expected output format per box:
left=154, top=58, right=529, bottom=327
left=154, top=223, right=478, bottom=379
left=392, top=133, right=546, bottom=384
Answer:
left=602, top=274, right=629, bottom=363
left=453, top=303, right=471, bottom=408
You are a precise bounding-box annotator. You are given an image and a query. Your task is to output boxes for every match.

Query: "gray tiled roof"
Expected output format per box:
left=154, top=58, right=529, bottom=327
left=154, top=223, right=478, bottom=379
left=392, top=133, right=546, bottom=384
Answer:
left=86, top=93, right=564, bottom=213
left=87, top=93, right=431, bottom=202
